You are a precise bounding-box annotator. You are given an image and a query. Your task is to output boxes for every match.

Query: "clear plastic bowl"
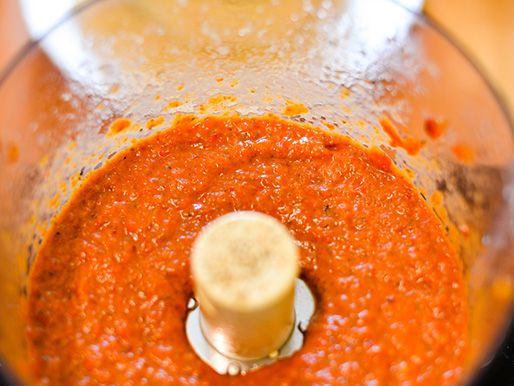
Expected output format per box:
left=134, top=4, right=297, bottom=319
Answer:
left=0, top=0, right=513, bottom=384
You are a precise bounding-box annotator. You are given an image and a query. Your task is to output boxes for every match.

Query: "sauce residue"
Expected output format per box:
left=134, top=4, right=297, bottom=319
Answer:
left=198, top=95, right=238, bottom=114
left=320, top=120, right=337, bottom=131
left=379, top=116, right=424, bottom=155
left=108, top=118, right=132, bottom=135
left=28, top=116, right=467, bottom=386
left=146, top=116, right=165, bottom=129
left=452, top=144, right=475, bottom=163
left=165, top=100, right=182, bottom=110
left=340, top=87, right=351, bottom=99
left=430, top=190, right=444, bottom=206
left=283, top=100, right=309, bottom=116
left=7, top=142, right=19, bottom=163
left=424, top=118, right=447, bottom=139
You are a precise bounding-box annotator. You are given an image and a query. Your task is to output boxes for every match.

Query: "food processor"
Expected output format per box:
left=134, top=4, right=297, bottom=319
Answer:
left=0, top=0, right=513, bottom=384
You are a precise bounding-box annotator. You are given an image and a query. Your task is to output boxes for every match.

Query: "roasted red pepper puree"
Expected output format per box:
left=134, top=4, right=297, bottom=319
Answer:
left=27, top=116, right=467, bottom=385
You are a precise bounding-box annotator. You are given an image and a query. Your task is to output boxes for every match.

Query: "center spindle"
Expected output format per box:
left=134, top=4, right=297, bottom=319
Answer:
left=186, top=211, right=315, bottom=375
left=191, top=211, right=299, bottom=359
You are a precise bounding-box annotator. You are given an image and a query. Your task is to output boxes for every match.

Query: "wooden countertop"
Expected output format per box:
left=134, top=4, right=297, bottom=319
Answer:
left=0, top=0, right=27, bottom=74
left=425, top=0, right=514, bottom=119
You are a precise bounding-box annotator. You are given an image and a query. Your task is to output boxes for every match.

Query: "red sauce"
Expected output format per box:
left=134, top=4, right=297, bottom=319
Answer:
left=28, top=116, right=468, bottom=385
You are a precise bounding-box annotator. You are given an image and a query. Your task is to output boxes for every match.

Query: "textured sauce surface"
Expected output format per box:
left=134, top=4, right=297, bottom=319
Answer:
left=28, top=116, right=468, bottom=385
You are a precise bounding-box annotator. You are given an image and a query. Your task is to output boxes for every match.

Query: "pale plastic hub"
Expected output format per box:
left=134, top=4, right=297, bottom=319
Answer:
left=191, top=211, right=299, bottom=359
left=187, top=211, right=315, bottom=375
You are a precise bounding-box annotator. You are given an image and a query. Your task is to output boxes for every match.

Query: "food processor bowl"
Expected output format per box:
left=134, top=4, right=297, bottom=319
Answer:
left=0, top=0, right=513, bottom=384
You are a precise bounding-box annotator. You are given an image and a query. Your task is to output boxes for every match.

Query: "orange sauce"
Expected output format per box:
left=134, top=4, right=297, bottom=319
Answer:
left=452, top=144, right=475, bottom=163
left=379, top=116, right=424, bottom=155
left=165, top=100, right=182, bottom=110
left=283, top=101, right=309, bottom=116
left=108, top=118, right=132, bottom=135
left=146, top=116, right=165, bottom=129
left=28, top=116, right=467, bottom=385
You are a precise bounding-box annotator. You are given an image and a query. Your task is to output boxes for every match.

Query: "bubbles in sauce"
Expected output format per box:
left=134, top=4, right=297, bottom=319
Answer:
left=28, top=116, right=467, bottom=386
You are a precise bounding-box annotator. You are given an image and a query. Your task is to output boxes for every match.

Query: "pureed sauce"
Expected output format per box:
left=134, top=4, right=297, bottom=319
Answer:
left=27, top=116, right=468, bottom=385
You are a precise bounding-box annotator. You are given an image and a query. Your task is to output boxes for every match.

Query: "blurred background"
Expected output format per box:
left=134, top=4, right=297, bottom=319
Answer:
left=1, top=0, right=513, bottom=118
